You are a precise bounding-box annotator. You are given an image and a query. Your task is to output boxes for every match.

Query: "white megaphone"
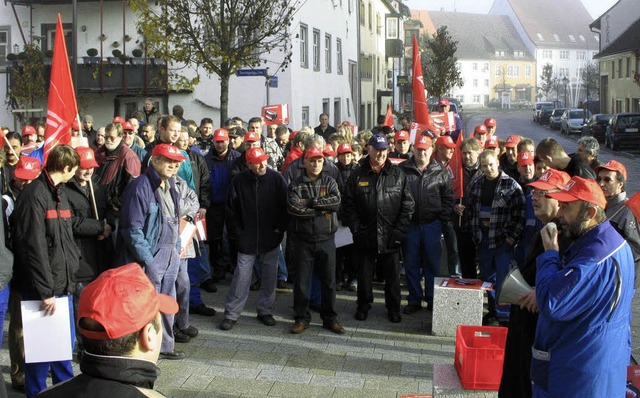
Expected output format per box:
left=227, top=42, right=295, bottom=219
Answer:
left=497, top=267, right=534, bottom=305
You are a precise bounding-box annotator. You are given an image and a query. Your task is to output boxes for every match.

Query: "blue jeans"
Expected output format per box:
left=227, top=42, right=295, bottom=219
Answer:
left=402, top=221, right=442, bottom=306
left=23, top=293, right=75, bottom=398
left=476, top=238, right=513, bottom=321
left=0, top=284, right=10, bottom=346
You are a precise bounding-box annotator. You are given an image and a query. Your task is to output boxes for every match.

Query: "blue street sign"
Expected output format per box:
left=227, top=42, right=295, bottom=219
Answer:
left=269, top=76, right=278, bottom=88
left=236, top=69, right=267, bottom=77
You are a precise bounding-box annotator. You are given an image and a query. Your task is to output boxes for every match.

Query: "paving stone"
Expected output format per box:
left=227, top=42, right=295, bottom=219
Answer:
left=309, top=374, right=365, bottom=389
left=204, top=376, right=274, bottom=396
left=257, top=369, right=313, bottom=384
left=267, top=381, right=335, bottom=397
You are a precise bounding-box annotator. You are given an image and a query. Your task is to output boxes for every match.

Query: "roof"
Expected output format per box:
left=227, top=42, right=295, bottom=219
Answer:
left=503, top=0, right=599, bottom=49
left=594, top=17, right=640, bottom=58
left=590, top=0, right=622, bottom=30
left=427, top=11, right=535, bottom=61
left=410, top=9, right=437, bottom=35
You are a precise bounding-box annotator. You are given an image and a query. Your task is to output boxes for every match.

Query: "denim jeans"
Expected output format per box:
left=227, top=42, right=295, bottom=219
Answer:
left=476, top=237, right=514, bottom=321
left=402, top=221, right=443, bottom=306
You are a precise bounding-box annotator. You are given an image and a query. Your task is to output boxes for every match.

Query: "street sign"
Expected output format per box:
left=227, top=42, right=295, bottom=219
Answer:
left=269, top=76, right=278, bottom=88
left=236, top=69, right=267, bottom=77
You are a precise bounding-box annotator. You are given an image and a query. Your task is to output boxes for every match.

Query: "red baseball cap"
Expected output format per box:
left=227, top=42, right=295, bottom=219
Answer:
left=305, top=147, right=324, bottom=159
left=323, top=144, right=336, bottom=157
left=595, top=160, right=627, bottom=181
left=395, top=130, right=410, bottom=141
left=337, top=143, right=353, bottom=154
left=112, top=116, right=126, bottom=124
left=213, top=128, right=229, bottom=141
left=437, top=98, right=450, bottom=107
left=290, top=130, right=299, bottom=140
left=474, top=124, right=488, bottom=135
left=152, top=143, right=187, bottom=162
left=528, top=169, right=571, bottom=191
left=14, top=155, right=41, bottom=180
left=76, top=146, right=99, bottom=169
left=21, top=125, right=36, bottom=136
left=414, top=135, right=433, bottom=150
left=72, top=120, right=81, bottom=131
left=245, top=147, right=269, bottom=164
left=484, top=118, right=497, bottom=128
left=435, top=135, right=455, bottom=148
left=546, top=176, right=607, bottom=209
left=244, top=131, right=261, bottom=142
left=485, top=136, right=499, bottom=149
left=122, top=121, right=134, bottom=131
left=77, top=263, right=178, bottom=340
left=505, top=135, right=521, bottom=148
left=517, top=151, right=534, bottom=166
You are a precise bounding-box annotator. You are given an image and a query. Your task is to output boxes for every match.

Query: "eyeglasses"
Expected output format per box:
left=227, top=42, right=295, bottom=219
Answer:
left=596, top=176, right=615, bottom=183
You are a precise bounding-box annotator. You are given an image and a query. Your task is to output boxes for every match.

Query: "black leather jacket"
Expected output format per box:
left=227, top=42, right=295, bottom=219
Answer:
left=399, top=157, right=454, bottom=225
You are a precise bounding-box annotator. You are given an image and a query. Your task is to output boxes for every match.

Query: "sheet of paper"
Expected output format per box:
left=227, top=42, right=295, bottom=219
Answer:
left=195, top=218, right=207, bottom=241
left=21, top=296, right=73, bottom=363
left=334, top=223, right=353, bottom=248
left=180, top=221, right=197, bottom=253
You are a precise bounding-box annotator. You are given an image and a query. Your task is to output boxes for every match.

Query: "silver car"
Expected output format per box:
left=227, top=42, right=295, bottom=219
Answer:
left=560, top=109, right=590, bottom=135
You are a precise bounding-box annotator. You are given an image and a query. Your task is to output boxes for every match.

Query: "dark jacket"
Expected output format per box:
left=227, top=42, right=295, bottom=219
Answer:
left=336, top=162, right=359, bottom=193
left=566, top=153, right=597, bottom=179
left=205, top=148, right=241, bottom=204
left=399, top=157, right=454, bottom=225
left=287, top=172, right=341, bottom=242
left=12, top=171, right=80, bottom=298
left=225, top=168, right=288, bottom=255
left=498, top=153, right=519, bottom=180
left=95, top=141, right=141, bottom=212
left=187, top=149, right=212, bottom=209
left=0, top=199, right=13, bottom=291
left=314, top=124, right=337, bottom=141
left=283, top=154, right=344, bottom=191
left=38, top=352, right=165, bottom=397
left=65, top=178, right=115, bottom=282
left=230, top=151, right=249, bottom=178
left=342, top=158, right=414, bottom=254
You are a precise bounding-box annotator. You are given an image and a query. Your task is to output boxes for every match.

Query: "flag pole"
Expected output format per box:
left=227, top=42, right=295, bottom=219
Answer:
left=88, top=178, right=99, bottom=220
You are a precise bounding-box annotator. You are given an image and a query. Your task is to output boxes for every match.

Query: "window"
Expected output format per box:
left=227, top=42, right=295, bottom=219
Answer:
left=325, top=34, right=331, bottom=73
left=514, top=65, right=520, bottom=77
left=611, top=61, right=615, bottom=79
left=495, top=50, right=505, bottom=56
left=569, top=35, right=575, bottom=42
left=359, top=1, right=365, bottom=25
left=0, top=27, right=9, bottom=68
left=41, top=23, right=72, bottom=53
left=473, top=95, right=481, bottom=103
left=386, top=17, right=398, bottom=39
left=313, top=29, right=320, bottom=71
left=336, top=38, right=343, bottom=75
left=537, top=33, right=544, bottom=41
left=618, top=59, right=622, bottom=78
left=495, top=64, right=502, bottom=76
left=484, top=79, right=489, bottom=87
left=360, top=53, right=372, bottom=80
left=579, top=35, right=585, bottom=42
left=514, top=51, right=524, bottom=58
left=368, top=2, right=373, bottom=30
left=482, top=62, right=489, bottom=72
left=627, top=57, right=631, bottom=78
left=377, top=14, right=382, bottom=35
left=300, top=25, right=308, bottom=68
left=559, top=50, right=569, bottom=60
left=543, top=50, right=552, bottom=59
left=553, top=34, right=559, bottom=41
left=525, top=65, right=532, bottom=78
left=473, top=79, right=478, bottom=88
left=576, top=51, right=586, bottom=60
left=559, top=67, right=569, bottom=77
left=301, top=106, right=309, bottom=127
left=472, top=62, right=478, bottom=71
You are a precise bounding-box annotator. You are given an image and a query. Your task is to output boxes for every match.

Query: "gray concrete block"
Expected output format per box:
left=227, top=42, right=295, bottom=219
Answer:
left=432, top=364, right=497, bottom=398
left=432, top=278, right=484, bottom=337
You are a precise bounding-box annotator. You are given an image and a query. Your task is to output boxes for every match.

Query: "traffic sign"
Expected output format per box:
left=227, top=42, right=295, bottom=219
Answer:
left=236, top=69, right=267, bottom=77
left=269, top=76, right=278, bottom=88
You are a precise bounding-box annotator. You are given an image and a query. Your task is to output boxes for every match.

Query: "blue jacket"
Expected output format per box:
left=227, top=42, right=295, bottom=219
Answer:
left=204, top=148, right=241, bottom=204
left=117, top=167, right=180, bottom=267
left=532, top=220, right=634, bottom=397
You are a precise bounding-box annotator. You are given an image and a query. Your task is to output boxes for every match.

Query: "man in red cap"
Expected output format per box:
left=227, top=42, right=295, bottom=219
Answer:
left=484, top=136, right=500, bottom=155
left=118, top=143, right=188, bottom=360
left=533, top=176, right=634, bottom=397
left=230, top=130, right=262, bottom=177
left=220, top=147, right=288, bottom=331
left=472, top=124, right=488, bottom=148
left=20, top=126, right=38, bottom=154
left=436, top=99, right=462, bottom=141
left=484, top=117, right=497, bottom=136
left=499, top=135, right=521, bottom=180
left=38, top=263, right=178, bottom=397
left=595, top=160, right=640, bottom=287
left=4, top=155, right=41, bottom=202
left=287, top=147, right=344, bottom=334
left=122, top=121, right=147, bottom=163
left=399, top=135, right=454, bottom=314
left=389, top=130, right=412, bottom=159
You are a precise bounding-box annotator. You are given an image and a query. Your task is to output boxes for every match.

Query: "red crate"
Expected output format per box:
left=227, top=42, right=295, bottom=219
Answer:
left=454, top=325, right=508, bottom=390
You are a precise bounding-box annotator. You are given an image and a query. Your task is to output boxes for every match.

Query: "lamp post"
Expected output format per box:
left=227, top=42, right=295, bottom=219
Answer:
left=563, top=76, right=569, bottom=107
left=554, top=77, right=559, bottom=104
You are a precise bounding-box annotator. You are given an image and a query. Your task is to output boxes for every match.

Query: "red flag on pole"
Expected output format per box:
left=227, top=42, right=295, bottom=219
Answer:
left=626, top=192, right=640, bottom=221
left=450, top=131, right=465, bottom=198
left=412, top=35, right=431, bottom=126
left=383, top=104, right=394, bottom=127
left=44, top=13, right=78, bottom=163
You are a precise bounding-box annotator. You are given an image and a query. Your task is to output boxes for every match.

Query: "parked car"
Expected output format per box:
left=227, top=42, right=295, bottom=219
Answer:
left=605, top=113, right=640, bottom=151
left=533, top=101, right=554, bottom=122
left=560, top=109, right=590, bottom=135
left=549, top=108, right=567, bottom=130
left=581, top=113, right=611, bottom=142
left=537, top=106, right=554, bottom=125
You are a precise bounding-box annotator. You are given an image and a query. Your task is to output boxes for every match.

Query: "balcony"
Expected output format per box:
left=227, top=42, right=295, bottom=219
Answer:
left=8, top=58, right=167, bottom=95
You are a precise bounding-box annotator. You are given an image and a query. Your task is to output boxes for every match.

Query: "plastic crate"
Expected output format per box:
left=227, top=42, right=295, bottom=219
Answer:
left=454, top=325, right=508, bottom=390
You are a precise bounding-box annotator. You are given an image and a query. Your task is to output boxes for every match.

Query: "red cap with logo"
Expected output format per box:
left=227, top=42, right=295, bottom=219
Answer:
left=528, top=169, right=571, bottom=191
left=76, top=146, right=99, bottom=169
left=485, top=136, right=499, bottom=149
left=474, top=124, right=488, bottom=135
left=245, top=147, right=269, bottom=164
left=337, top=143, right=353, bottom=154
left=21, top=125, right=36, bottom=136
left=122, top=121, right=134, bottom=131
left=484, top=118, right=497, bottom=127
left=305, top=147, right=325, bottom=159
left=414, top=135, right=433, bottom=150
left=78, top=263, right=178, bottom=340
left=595, top=160, right=627, bottom=181
left=517, top=151, right=534, bottom=166
left=435, top=135, right=456, bottom=149
left=152, top=143, right=187, bottom=161
left=213, top=128, right=229, bottom=141
left=395, top=130, right=410, bottom=141
left=14, top=155, right=41, bottom=180
left=546, top=176, right=607, bottom=209
left=244, top=131, right=261, bottom=142
left=323, top=144, right=336, bottom=157
left=112, top=116, right=126, bottom=124
left=438, top=98, right=450, bottom=107
left=72, top=120, right=81, bottom=131
left=505, top=135, right=521, bottom=148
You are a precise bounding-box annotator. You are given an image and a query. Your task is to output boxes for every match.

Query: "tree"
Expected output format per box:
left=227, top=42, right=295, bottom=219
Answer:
left=129, top=0, right=302, bottom=125
left=579, top=61, right=599, bottom=100
left=421, top=26, right=463, bottom=98
left=539, top=63, right=554, bottom=101
left=8, top=44, right=48, bottom=115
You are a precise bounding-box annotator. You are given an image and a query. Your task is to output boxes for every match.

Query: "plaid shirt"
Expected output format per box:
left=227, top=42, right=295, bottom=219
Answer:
left=465, top=171, right=525, bottom=249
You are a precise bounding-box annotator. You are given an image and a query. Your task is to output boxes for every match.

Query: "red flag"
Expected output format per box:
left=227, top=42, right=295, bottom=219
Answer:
left=626, top=192, right=640, bottom=221
left=44, top=14, right=78, bottom=162
left=412, top=35, right=430, bottom=126
left=450, top=131, right=465, bottom=198
left=383, top=104, right=394, bottom=127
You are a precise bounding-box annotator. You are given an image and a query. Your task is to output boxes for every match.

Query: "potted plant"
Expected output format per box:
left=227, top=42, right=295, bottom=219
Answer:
left=6, top=53, right=18, bottom=66
left=83, top=48, right=101, bottom=65
left=44, top=49, right=54, bottom=65
left=108, top=49, right=123, bottom=65
left=130, top=48, right=145, bottom=66
left=151, top=50, right=166, bottom=66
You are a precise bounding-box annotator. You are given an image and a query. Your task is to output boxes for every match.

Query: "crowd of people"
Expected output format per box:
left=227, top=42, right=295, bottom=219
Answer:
left=0, top=97, right=637, bottom=397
